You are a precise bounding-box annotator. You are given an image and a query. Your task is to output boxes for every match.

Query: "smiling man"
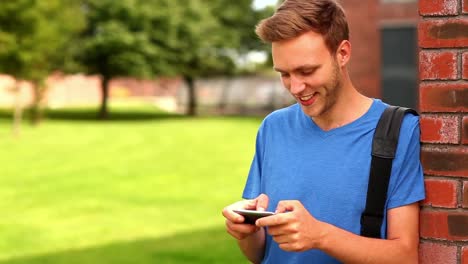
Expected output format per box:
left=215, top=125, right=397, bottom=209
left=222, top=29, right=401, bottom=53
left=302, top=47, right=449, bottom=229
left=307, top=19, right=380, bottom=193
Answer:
left=222, top=0, right=425, bottom=263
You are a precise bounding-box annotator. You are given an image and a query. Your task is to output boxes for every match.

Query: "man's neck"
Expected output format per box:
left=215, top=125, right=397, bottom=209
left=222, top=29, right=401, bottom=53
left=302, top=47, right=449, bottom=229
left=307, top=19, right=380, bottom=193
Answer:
left=312, top=84, right=373, bottom=131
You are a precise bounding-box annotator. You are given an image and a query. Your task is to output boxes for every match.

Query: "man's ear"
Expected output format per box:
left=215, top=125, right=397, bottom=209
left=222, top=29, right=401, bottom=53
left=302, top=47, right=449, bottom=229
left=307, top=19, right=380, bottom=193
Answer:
left=336, top=40, right=351, bottom=67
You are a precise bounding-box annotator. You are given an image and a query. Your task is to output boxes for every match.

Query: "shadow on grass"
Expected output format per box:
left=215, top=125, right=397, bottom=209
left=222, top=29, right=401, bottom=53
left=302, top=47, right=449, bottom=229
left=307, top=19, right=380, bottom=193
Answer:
left=0, top=109, right=12, bottom=120
left=0, top=108, right=264, bottom=123
left=0, top=226, right=248, bottom=264
left=44, top=109, right=187, bottom=122
left=0, top=108, right=187, bottom=122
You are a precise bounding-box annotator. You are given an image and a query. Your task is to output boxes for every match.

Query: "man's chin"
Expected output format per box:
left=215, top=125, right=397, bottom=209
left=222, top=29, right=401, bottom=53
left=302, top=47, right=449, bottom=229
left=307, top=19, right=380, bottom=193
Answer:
left=300, top=105, right=320, bottom=119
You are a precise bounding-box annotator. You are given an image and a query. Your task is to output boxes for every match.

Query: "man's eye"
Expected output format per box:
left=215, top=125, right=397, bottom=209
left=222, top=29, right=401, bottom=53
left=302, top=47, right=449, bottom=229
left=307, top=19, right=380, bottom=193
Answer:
left=280, top=73, right=289, bottom=78
left=301, top=70, right=313, bottom=76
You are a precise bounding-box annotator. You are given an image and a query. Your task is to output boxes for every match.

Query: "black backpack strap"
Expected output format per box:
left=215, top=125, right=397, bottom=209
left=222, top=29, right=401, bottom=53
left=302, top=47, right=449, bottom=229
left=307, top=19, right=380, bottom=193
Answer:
left=360, top=105, right=418, bottom=238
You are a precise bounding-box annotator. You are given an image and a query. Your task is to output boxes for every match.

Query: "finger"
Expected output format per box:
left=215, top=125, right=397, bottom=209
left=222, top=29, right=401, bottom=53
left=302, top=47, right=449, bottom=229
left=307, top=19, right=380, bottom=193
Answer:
left=256, top=213, right=288, bottom=227
left=279, top=241, right=305, bottom=252
left=270, top=233, right=290, bottom=244
left=226, top=220, right=259, bottom=238
left=243, top=199, right=258, bottom=210
left=222, top=198, right=260, bottom=222
left=227, top=226, right=252, bottom=240
left=266, top=224, right=289, bottom=236
left=278, top=242, right=296, bottom=252
left=226, top=225, right=244, bottom=240
left=222, top=207, right=245, bottom=223
left=226, top=219, right=259, bottom=233
left=275, top=200, right=302, bottom=213
left=255, top=193, right=269, bottom=211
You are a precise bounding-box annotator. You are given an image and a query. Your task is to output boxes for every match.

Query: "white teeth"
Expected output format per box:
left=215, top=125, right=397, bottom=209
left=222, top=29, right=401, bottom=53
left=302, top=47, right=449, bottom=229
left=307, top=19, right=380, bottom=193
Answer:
left=300, top=94, right=313, bottom=100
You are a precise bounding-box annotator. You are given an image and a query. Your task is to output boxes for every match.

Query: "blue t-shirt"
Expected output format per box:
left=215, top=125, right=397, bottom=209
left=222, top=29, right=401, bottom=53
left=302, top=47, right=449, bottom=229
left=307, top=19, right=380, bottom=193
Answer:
left=242, top=99, right=425, bottom=264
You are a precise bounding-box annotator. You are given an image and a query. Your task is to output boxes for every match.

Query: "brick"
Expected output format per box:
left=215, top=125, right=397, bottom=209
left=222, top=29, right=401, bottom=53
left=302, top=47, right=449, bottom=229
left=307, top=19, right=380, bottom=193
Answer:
left=464, top=0, right=468, bottom=14
left=463, top=52, right=468, bottom=80
left=464, top=116, right=468, bottom=144
left=419, top=242, right=458, bottom=264
left=420, top=82, right=468, bottom=112
left=421, top=146, right=468, bottom=177
left=464, top=181, right=468, bottom=208
left=422, top=179, right=458, bottom=208
left=419, top=19, right=468, bottom=48
left=463, top=246, right=468, bottom=264
left=420, top=210, right=468, bottom=240
left=448, top=214, right=468, bottom=237
left=419, top=51, right=458, bottom=80
left=419, top=0, right=459, bottom=16
left=420, top=115, right=459, bottom=144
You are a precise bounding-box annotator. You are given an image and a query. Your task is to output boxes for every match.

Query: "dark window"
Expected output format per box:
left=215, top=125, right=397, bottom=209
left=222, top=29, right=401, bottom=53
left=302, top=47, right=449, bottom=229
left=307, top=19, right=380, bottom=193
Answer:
left=381, top=26, right=418, bottom=109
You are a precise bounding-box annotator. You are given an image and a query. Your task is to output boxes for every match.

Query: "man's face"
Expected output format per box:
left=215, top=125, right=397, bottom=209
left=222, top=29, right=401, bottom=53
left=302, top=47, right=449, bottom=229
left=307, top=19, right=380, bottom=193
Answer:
left=272, top=31, right=342, bottom=119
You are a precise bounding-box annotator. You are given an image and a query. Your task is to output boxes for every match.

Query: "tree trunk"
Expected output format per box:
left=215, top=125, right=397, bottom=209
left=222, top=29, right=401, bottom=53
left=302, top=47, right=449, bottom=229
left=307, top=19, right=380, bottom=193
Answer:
left=12, top=81, right=22, bottom=137
left=30, top=80, right=45, bottom=125
left=98, top=76, right=110, bottom=119
left=185, top=76, right=197, bottom=116
left=218, top=78, right=231, bottom=114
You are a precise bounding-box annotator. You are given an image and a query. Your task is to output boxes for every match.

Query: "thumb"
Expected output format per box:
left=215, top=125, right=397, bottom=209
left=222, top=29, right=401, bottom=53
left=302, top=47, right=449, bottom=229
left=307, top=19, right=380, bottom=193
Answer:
left=255, top=193, right=269, bottom=211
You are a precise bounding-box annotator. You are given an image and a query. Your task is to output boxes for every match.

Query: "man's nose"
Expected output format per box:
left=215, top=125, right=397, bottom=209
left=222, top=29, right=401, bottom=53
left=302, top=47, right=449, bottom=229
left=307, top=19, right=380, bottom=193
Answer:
left=290, top=75, right=305, bottom=94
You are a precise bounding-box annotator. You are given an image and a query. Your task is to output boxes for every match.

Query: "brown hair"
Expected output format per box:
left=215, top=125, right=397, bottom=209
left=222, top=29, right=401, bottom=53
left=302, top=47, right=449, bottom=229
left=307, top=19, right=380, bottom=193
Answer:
left=255, top=0, right=349, bottom=53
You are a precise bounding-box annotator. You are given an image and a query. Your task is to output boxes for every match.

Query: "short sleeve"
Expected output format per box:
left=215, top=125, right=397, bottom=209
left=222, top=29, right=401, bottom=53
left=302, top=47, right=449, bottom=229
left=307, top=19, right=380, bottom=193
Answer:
left=386, top=114, right=426, bottom=209
left=242, top=120, right=266, bottom=200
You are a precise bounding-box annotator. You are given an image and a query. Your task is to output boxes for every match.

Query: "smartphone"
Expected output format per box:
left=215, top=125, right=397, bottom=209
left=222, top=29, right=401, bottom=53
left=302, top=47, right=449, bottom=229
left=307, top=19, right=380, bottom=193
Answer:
left=233, top=209, right=275, bottom=224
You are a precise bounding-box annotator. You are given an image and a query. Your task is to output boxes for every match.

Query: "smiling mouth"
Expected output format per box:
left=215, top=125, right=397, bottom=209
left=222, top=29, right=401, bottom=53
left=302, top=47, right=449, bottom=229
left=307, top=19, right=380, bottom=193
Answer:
left=297, top=93, right=317, bottom=106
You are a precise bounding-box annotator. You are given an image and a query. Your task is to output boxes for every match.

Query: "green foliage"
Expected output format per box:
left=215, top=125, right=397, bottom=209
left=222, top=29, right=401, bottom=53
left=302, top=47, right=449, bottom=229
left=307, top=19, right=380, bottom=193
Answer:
left=74, top=0, right=273, bottom=116
left=0, top=0, right=85, bottom=82
left=76, top=0, right=273, bottom=79
left=0, top=106, right=260, bottom=263
left=0, top=0, right=273, bottom=81
left=77, top=0, right=162, bottom=78
left=212, top=0, right=265, bottom=52
left=0, top=1, right=274, bottom=118
left=159, top=0, right=237, bottom=77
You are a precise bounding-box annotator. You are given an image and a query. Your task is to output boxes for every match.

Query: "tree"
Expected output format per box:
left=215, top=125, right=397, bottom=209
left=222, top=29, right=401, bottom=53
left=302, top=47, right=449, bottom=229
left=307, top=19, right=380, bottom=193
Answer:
left=157, top=0, right=236, bottom=116
left=212, top=0, right=271, bottom=54
left=76, top=0, right=168, bottom=119
left=157, top=0, right=273, bottom=116
left=75, top=0, right=273, bottom=117
left=0, top=0, right=85, bottom=128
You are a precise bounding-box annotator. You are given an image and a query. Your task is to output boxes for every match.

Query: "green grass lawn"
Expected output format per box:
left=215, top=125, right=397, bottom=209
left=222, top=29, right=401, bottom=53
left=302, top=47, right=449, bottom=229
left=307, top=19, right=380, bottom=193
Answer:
left=0, top=105, right=263, bottom=264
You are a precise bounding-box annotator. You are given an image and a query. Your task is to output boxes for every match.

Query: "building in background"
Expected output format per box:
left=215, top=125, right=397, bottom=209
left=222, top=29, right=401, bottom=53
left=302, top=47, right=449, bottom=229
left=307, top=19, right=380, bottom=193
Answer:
left=342, top=0, right=418, bottom=109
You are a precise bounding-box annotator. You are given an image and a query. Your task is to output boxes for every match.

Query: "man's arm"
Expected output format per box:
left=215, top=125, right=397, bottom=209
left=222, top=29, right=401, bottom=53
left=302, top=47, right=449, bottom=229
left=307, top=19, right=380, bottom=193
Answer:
left=222, top=194, right=270, bottom=264
left=236, top=227, right=266, bottom=264
left=256, top=201, right=420, bottom=264
left=320, top=203, right=419, bottom=263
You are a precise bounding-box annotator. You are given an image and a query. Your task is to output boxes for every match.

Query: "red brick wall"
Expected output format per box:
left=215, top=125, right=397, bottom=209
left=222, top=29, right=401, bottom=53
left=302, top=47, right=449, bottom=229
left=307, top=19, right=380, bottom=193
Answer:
left=349, top=0, right=420, bottom=102
left=418, top=0, right=468, bottom=263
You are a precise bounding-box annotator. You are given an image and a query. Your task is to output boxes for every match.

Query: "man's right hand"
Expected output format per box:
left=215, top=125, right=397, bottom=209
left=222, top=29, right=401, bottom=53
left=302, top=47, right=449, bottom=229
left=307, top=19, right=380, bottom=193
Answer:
left=222, top=193, right=269, bottom=240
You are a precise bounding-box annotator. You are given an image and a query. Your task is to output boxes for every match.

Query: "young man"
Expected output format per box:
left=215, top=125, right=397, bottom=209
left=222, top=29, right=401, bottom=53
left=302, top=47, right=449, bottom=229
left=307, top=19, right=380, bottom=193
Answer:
left=222, top=0, right=425, bottom=263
